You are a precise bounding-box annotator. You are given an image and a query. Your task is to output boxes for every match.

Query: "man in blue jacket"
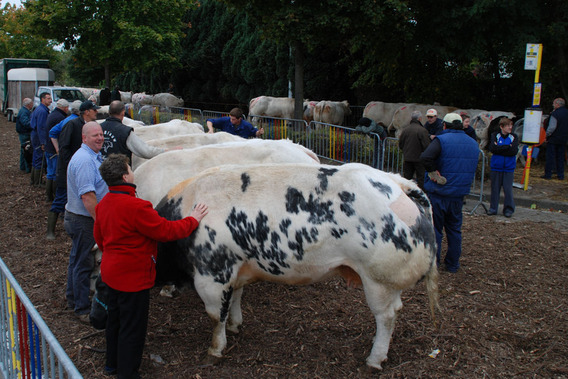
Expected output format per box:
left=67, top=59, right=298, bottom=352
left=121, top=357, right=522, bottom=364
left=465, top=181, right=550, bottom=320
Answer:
left=15, top=98, right=33, bottom=173
left=420, top=113, right=479, bottom=273
left=206, top=107, right=263, bottom=138
left=30, top=92, right=52, bottom=185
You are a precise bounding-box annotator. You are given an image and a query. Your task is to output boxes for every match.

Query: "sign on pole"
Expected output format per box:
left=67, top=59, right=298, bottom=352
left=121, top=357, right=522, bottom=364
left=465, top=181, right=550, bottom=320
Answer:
left=524, top=44, right=542, bottom=70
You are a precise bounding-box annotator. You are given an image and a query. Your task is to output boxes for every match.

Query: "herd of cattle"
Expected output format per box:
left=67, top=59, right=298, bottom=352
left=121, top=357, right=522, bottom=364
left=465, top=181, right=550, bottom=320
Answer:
left=89, top=115, right=439, bottom=369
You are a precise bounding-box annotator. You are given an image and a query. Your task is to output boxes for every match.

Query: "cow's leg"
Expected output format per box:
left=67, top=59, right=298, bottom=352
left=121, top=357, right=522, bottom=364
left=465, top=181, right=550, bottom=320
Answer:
left=227, top=287, right=243, bottom=333
left=193, top=277, right=234, bottom=358
left=361, top=279, right=403, bottom=370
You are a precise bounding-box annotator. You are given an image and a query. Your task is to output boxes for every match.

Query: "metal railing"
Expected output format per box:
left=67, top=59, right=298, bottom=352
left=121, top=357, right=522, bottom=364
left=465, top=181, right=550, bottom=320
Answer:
left=0, top=257, right=82, bottom=378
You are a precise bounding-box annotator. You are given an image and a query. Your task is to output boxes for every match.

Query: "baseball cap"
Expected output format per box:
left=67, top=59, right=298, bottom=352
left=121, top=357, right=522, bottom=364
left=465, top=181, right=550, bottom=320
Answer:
left=79, top=100, right=101, bottom=111
left=443, top=113, right=462, bottom=124
left=426, top=109, right=437, bottom=117
left=56, top=99, right=69, bottom=108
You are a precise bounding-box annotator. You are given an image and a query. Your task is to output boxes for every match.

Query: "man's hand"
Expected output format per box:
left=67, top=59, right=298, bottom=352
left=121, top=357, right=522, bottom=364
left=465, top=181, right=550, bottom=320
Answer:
left=428, top=171, right=447, bottom=185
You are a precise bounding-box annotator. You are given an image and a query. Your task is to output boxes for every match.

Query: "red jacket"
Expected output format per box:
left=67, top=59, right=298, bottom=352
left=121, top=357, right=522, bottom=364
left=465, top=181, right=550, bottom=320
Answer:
left=94, top=184, right=198, bottom=292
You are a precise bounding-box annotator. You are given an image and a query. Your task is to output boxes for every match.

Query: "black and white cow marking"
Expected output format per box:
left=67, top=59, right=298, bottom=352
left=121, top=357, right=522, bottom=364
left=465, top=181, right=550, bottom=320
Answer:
left=155, top=163, right=439, bottom=369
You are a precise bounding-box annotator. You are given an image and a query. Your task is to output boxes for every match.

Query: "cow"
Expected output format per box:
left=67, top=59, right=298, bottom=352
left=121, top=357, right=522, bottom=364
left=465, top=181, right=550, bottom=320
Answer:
left=131, top=132, right=245, bottom=169
left=155, top=163, right=439, bottom=369
left=249, top=96, right=295, bottom=120
left=312, top=100, right=351, bottom=125
left=391, top=104, right=457, bottom=135
left=363, top=101, right=412, bottom=130
left=134, top=139, right=320, bottom=206
left=152, top=92, right=184, bottom=108
left=303, top=100, right=318, bottom=123
left=132, top=92, right=154, bottom=105
left=133, top=119, right=204, bottom=142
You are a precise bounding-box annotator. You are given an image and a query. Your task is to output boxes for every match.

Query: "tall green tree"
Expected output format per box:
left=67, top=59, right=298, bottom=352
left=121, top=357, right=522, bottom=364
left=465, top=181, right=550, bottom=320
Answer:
left=26, top=0, right=198, bottom=88
left=0, top=3, right=59, bottom=62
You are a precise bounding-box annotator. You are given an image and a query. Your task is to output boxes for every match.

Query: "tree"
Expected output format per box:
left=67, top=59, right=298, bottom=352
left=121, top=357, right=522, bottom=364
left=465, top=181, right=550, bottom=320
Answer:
left=0, top=3, right=59, bottom=62
left=26, top=0, right=198, bottom=88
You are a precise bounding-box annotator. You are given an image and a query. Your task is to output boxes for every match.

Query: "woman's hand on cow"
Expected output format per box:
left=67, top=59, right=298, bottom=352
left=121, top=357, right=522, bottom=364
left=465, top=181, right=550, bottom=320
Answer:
left=190, top=203, right=209, bottom=222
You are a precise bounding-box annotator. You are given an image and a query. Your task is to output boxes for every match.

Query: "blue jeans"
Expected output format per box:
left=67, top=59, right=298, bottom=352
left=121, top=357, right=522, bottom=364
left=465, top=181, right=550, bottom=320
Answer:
left=429, top=194, right=464, bottom=272
left=30, top=129, right=43, bottom=169
left=544, top=143, right=566, bottom=179
left=45, top=151, right=58, bottom=180
left=50, top=186, right=67, bottom=213
left=64, top=211, right=95, bottom=315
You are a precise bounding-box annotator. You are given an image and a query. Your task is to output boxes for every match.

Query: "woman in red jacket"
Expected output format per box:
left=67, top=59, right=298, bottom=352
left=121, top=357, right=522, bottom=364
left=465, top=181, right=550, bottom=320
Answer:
left=94, top=154, right=208, bottom=378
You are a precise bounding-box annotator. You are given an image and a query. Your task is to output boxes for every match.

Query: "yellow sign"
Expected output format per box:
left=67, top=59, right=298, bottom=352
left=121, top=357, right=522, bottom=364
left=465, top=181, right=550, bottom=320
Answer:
left=525, top=43, right=541, bottom=70
left=532, top=83, right=542, bottom=106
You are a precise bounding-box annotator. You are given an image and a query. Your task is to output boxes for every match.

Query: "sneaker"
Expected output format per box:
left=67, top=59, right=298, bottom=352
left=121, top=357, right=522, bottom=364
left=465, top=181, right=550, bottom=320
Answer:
left=540, top=175, right=552, bottom=180
left=486, top=210, right=497, bottom=216
left=504, top=211, right=513, bottom=218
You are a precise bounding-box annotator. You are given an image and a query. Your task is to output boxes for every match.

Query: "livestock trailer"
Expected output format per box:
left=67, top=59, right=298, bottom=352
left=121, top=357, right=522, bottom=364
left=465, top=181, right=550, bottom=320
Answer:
left=0, top=58, right=50, bottom=119
left=6, top=68, right=55, bottom=121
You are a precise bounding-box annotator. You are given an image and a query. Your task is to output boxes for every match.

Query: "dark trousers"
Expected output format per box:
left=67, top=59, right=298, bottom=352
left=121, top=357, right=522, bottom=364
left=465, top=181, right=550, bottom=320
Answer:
left=544, top=143, right=566, bottom=179
left=489, top=170, right=515, bottom=214
left=64, top=212, right=95, bottom=314
left=31, top=129, right=43, bottom=169
left=106, top=286, right=150, bottom=379
left=50, top=186, right=67, bottom=213
left=18, top=133, right=31, bottom=172
left=402, top=161, right=426, bottom=190
left=429, top=194, right=464, bottom=272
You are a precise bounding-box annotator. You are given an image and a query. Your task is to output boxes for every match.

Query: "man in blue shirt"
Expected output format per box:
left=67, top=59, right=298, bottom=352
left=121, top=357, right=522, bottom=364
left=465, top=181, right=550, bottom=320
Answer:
left=64, top=121, right=109, bottom=322
left=30, top=92, right=52, bottom=185
left=206, top=107, right=263, bottom=139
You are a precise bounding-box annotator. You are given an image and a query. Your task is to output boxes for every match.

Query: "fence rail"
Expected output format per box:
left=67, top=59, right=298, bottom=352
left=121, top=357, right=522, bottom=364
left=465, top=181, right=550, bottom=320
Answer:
left=0, top=257, right=82, bottom=378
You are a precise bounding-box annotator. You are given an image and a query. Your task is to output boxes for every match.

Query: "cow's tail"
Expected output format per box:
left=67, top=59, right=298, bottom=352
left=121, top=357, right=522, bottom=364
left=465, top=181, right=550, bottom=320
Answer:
left=400, top=178, right=440, bottom=324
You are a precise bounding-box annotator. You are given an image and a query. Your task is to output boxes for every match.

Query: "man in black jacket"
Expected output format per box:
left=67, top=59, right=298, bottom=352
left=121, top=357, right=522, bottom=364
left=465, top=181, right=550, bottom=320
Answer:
left=100, top=101, right=164, bottom=162
left=542, top=98, right=568, bottom=180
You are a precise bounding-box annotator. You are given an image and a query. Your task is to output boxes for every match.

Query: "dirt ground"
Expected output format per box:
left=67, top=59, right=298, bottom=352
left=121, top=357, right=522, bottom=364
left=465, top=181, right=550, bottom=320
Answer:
left=0, top=114, right=567, bottom=378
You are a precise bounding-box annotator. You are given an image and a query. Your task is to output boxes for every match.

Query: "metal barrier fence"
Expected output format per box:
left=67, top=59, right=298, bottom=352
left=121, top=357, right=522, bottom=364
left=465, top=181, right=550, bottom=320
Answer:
left=127, top=107, right=486, bottom=209
left=0, top=257, right=82, bottom=379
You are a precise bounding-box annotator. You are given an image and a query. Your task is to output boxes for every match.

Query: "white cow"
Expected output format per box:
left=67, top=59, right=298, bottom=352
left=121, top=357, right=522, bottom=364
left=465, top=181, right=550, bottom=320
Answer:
left=134, top=139, right=320, bottom=206
left=133, top=119, right=204, bottom=142
left=391, top=104, right=457, bottom=134
left=132, top=92, right=154, bottom=105
left=362, top=101, right=411, bottom=129
left=152, top=93, right=184, bottom=108
left=312, top=100, right=351, bottom=125
left=119, top=91, right=132, bottom=103
left=131, top=132, right=245, bottom=169
left=155, top=163, right=439, bottom=369
left=249, top=96, right=295, bottom=119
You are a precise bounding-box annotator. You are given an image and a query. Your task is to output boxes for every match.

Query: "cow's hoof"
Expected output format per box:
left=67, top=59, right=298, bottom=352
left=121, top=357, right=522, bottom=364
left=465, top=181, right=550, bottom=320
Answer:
left=201, top=354, right=223, bottom=366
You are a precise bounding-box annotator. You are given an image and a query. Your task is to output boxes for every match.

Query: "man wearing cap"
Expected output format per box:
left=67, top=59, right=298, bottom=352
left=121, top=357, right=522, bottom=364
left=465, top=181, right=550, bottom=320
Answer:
left=424, top=108, right=443, bottom=140
left=30, top=92, right=52, bottom=185
left=420, top=113, right=479, bottom=273
left=44, top=99, right=70, bottom=202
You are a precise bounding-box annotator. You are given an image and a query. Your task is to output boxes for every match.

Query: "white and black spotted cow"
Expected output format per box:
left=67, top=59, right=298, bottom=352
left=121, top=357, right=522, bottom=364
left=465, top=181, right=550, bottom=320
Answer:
left=155, top=163, right=439, bottom=370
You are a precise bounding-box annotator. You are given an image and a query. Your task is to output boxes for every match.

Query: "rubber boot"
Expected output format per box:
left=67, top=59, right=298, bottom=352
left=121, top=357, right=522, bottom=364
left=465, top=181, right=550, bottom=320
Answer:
left=30, top=168, right=36, bottom=185
left=46, top=211, right=58, bottom=240
left=46, top=179, right=55, bottom=203
left=31, top=168, right=42, bottom=186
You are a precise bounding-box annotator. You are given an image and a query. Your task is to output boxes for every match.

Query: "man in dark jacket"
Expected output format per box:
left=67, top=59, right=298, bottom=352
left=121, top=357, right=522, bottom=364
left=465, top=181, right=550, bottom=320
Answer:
left=100, top=101, right=164, bottom=161
left=424, top=108, right=443, bottom=139
left=420, top=113, right=479, bottom=273
left=542, top=98, right=568, bottom=180
left=44, top=99, right=69, bottom=202
left=15, top=98, right=33, bottom=173
left=398, top=111, right=430, bottom=189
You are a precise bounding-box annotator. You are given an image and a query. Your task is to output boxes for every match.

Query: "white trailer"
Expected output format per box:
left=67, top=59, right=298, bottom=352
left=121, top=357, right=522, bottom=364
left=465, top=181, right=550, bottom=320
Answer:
left=5, top=67, right=54, bottom=121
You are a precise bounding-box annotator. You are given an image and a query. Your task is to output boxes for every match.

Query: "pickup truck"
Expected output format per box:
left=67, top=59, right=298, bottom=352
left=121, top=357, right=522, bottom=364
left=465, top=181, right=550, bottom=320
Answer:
left=34, top=86, right=86, bottom=111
